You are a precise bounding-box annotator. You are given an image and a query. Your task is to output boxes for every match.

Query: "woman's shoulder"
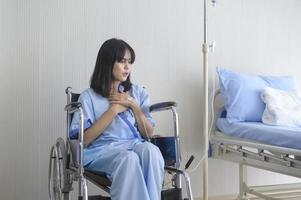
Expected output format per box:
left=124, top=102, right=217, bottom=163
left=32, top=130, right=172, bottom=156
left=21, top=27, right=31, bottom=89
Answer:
left=131, top=84, right=147, bottom=93
left=79, top=88, right=104, bottom=101
left=79, top=88, right=92, bottom=98
left=132, top=84, right=148, bottom=100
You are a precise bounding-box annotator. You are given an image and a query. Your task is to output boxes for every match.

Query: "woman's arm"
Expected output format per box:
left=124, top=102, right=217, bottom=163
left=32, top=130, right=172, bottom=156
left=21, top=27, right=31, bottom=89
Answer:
left=109, top=91, right=154, bottom=139
left=130, top=100, right=154, bottom=139
left=83, top=104, right=126, bottom=146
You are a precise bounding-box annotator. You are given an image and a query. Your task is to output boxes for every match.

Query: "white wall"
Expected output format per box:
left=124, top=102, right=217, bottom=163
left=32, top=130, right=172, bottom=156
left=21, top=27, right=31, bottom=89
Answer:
left=1, top=0, right=301, bottom=199
left=1, top=1, right=18, bottom=200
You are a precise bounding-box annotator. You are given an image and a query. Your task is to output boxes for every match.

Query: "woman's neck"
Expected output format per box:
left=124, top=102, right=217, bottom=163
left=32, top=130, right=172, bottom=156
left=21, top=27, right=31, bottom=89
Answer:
left=111, top=81, right=121, bottom=93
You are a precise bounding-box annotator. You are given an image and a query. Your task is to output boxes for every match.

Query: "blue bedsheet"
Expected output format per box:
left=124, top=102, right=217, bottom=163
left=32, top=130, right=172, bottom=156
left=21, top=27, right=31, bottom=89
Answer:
left=216, top=118, right=301, bottom=150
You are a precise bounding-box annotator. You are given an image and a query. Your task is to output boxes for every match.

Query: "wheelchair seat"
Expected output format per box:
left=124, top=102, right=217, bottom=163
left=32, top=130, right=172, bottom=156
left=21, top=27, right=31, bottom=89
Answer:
left=84, top=170, right=111, bottom=187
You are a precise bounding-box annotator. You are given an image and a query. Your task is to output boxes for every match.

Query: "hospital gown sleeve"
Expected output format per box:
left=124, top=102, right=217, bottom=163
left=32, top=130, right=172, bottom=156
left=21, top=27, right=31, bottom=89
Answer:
left=69, top=91, right=95, bottom=139
left=139, top=87, right=156, bottom=127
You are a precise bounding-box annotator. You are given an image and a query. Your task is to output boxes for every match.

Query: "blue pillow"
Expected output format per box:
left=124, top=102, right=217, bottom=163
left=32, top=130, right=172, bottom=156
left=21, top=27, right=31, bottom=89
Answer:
left=217, top=68, right=298, bottom=122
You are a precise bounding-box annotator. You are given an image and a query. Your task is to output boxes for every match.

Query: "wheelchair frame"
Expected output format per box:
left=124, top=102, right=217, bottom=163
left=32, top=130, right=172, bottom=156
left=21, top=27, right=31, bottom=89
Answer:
left=48, top=87, right=193, bottom=200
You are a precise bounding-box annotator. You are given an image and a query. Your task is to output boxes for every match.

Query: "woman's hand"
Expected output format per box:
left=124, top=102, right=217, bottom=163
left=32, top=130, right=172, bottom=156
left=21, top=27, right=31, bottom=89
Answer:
left=109, top=92, right=136, bottom=108
left=109, top=91, right=154, bottom=138
left=109, top=103, right=127, bottom=115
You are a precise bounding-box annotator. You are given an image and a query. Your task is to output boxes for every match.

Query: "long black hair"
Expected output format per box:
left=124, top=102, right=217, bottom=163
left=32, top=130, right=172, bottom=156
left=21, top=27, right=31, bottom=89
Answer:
left=90, top=38, right=135, bottom=97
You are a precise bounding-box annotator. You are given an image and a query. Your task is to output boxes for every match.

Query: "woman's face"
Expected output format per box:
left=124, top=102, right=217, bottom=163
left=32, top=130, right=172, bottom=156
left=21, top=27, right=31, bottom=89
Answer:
left=112, top=49, right=132, bottom=83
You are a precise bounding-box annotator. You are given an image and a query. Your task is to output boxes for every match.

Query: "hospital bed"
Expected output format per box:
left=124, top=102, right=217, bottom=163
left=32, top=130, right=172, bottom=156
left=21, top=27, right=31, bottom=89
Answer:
left=210, top=89, right=301, bottom=200
left=48, top=87, right=193, bottom=200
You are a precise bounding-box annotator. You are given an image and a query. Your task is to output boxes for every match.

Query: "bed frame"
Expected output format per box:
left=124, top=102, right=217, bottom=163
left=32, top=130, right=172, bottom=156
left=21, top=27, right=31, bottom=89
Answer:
left=210, top=90, right=301, bottom=200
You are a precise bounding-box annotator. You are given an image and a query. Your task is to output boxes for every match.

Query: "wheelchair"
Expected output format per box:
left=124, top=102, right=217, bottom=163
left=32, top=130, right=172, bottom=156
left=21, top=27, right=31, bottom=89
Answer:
left=48, top=87, right=193, bottom=200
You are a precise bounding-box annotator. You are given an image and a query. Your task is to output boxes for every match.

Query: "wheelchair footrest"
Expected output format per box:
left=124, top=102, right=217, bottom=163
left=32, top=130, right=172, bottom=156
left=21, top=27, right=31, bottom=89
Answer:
left=78, top=195, right=110, bottom=200
left=161, top=188, right=182, bottom=200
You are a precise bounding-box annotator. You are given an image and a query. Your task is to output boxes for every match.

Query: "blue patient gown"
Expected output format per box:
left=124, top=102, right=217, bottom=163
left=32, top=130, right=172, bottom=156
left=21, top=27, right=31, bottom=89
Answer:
left=70, top=85, right=164, bottom=200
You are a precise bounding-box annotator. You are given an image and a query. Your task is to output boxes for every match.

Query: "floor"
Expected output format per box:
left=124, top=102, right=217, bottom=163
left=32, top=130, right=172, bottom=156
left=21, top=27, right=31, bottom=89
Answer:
left=195, top=184, right=301, bottom=200
left=196, top=192, right=301, bottom=200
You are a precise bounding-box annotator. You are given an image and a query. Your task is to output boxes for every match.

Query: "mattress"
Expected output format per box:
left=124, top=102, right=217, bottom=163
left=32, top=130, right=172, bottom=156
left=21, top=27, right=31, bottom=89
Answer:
left=216, top=118, right=301, bottom=150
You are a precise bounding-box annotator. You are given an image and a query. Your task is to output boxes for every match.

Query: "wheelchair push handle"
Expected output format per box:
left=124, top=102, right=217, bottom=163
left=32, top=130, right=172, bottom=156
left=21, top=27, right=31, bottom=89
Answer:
left=65, top=86, right=72, bottom=94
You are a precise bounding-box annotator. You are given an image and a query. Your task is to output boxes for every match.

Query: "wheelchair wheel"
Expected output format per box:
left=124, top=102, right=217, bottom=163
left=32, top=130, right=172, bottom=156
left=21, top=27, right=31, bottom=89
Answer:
left=48, top=138, right=68, bottom=200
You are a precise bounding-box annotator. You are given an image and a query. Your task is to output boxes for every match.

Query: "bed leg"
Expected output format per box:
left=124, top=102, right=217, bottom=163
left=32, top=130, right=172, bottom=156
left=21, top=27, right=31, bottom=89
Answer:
left=238, top=164, right=248, bottom=200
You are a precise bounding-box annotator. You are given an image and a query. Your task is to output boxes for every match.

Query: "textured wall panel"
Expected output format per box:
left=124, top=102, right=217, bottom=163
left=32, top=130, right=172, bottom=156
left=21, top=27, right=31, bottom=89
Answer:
left=0, top=0, right=18, bottom=199
left=1, top=0, right=301, bottom=199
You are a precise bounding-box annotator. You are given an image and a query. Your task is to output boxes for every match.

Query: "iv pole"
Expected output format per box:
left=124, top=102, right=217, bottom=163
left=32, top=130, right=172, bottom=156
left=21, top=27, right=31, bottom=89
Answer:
left=202, top=0, right=209, bottom=199
left=202, top=0, right=215, bottom=199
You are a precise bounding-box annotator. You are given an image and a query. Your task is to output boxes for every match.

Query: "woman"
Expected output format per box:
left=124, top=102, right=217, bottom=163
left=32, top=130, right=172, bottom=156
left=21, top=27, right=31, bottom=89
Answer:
left=70, top=38, right=164, bottom=200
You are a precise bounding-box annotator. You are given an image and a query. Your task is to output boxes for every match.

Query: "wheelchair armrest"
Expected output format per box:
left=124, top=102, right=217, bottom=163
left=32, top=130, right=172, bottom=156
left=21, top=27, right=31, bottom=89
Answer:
left=64, top=102, right=82, bottom=113
left=150, top=101, right=177, bottom=112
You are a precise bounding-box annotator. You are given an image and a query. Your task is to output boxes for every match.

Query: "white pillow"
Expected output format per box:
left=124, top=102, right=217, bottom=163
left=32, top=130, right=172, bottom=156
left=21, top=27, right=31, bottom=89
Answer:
left=261, top=87, right=301, bottom=127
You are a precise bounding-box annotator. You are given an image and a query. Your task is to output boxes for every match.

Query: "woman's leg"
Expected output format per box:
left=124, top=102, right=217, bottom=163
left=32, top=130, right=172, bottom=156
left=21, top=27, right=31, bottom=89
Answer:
left=133, top=142, right=165, bottom=200
left=86, top=147, right=150, bottom=200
